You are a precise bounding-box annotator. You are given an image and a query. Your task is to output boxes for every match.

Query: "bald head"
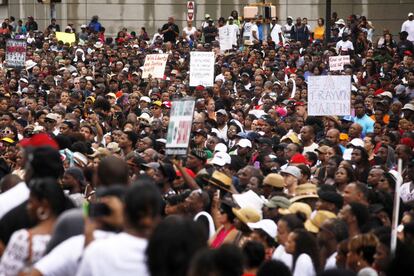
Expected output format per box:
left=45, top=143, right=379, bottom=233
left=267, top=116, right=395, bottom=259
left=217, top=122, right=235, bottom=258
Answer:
left=326, top=129, right=340, bottom=145
left=349, top=123, right=362, bottom=139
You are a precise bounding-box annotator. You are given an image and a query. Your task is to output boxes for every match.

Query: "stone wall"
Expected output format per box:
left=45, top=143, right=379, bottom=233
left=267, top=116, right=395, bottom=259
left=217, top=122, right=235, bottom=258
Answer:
left=1, top=0, right=411, bottom=38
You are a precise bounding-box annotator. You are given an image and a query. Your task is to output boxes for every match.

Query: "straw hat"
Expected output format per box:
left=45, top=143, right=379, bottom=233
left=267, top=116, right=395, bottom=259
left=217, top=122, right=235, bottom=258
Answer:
left=279, top=202, right=312, bottom=219
left=232, top=207, right=261, bottom=224
left=290, top=183, right=319, bottom=203
left=263, top=173, right=285, bottom=188
left=208, top=171, right=235, bottom=193
left=304, top=210, right=337, bottom=233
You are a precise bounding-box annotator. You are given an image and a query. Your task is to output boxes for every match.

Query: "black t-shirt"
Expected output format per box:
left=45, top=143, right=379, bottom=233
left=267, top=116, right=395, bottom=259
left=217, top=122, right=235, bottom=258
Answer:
left=162, top=23, right=179, bottom=43
left=203, top=26, right=218, bottom=43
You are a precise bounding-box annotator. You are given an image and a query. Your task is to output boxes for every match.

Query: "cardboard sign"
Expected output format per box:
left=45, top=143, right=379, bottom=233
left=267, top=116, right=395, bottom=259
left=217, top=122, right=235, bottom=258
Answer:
left=329, top=55, right=350, bottom=71
left=166, top=99, right=196, bottom=155
left=308, top=76, right=351, bottom=116
left=56, top=32, right=76, bottom=44
left=218, top=25, right=233, bottom=51
left=142, top=54, right=169, bottom=79
left=189, top=52, right=215, bottom=87
left=5, top=39, right=26, bottom=68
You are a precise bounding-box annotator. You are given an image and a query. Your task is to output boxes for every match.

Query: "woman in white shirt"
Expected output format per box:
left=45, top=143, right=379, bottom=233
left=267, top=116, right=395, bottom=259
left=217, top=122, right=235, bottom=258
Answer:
left=285, top=229, right=320, bottom=276
left=183, top=21, right=197, bottom=42
left=0, top=178, right=72, bottom=275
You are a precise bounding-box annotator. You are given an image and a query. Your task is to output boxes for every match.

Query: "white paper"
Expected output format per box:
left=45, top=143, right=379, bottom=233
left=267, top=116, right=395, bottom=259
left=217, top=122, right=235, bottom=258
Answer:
left=308, top=75, right=351, bottom=116
left=329, top=55, right=350, bottom=71
left=142, top=53, right=169, bottom=79
left=189, top=52, right=215, bottom=87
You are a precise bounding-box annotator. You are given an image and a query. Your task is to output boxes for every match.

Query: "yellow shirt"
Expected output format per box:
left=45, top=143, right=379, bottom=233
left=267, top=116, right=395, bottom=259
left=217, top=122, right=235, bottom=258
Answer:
left=313, top=26, right=325, bottom=40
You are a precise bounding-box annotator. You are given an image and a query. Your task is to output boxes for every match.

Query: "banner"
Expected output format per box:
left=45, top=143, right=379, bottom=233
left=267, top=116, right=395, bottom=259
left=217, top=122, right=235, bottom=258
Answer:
left=166, top=99, right=196, bottom=155
left=56, top=32, right=76, bottom=45
left=5, top=40, right=26, bottom=68
left=189, top=52, right=215, bottom=87
left=142, top=54, right=169, bottom=79
left=218, top=25, right=233, bottom=51
left=308, top=76, right=351, bottom=116
left=329, top=55, right=350, bottom=71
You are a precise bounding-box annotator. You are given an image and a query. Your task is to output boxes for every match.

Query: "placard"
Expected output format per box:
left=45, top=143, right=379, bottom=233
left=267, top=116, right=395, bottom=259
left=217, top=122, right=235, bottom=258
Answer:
left=308, top=76, right=351, bottom=116
left=218, top=25, right=233, bottom=51
left=5, top=40, right=26, bottom=68
left=166, top=99, right=196, bottom=155
left=189, top=52, right=215, bottom=87
left=55, top=32, right=76, bottom=44
left=142, top=54, right=169, bottom=79
left=329, top=55, right=350, bottom=71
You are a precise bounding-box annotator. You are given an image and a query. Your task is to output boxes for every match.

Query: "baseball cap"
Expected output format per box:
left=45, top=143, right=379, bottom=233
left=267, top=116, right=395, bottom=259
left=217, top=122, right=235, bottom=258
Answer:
left=290, top=153, right=311, bottom=165
left=214, top=143, right=228, bottom=153
left=263, top=173, right=284, bottom=188
left=140, top=96, right=151, bottom=103
left=348, top=138, right=364, bottom=147
left=316, top=145, right=330, bottom=154
left=210, top=152, right=231, bottom=167
left=20, top=133, right=59, bottom=150
left=216, top=109, right=227, bottom=116
left=237, top=139, right=252, bottom=148
left=45, top=113, right=60, bottom=121
left=280, top=166, right=301, bottom=179
left=409, top=12, right=413, bottom=17
left=193, top=129, right=207, bottom=138
left=402, top=103, right=414, bottom=111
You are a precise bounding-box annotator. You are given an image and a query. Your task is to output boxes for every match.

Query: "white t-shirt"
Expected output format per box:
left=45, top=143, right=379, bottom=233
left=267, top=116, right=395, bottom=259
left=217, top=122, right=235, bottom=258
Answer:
left=401, top=19, right=414, bottom=42
left=336, top=40, right=354, bottom=53
left=183, top=26, right=197, bottom=41
left=324, top=252, right=337, bottom=270
left=272, top=245, right=293, bottom=270
left=250, top=24, right=259, bottom=41
left=270, top=23, right=283, bottom=44
left=35, top=230, right=114, bottom=276
left=227, top=24, right=240, bottom=45
left=0, top=182, right=29, bottom=219
left=243, top=22, right=252, bottom=38
left=293, top=253, right=316, bottom=276
left=76, top=232, right=149, bottom=276
left=303, top=143, right=318, bottom=154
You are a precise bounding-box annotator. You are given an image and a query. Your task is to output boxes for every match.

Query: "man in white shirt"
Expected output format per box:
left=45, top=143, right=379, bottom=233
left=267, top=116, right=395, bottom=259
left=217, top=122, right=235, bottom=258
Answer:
left=76, top=181, right=163, bottom=276
left=401, top=12, right=414, bottom=42
left=270, top=17, right=283, bottom=45
left=283, top=16, right=294, bottom=41
left=242, top=18, right=253, bottom=43
left=227, top=16, right=240, bottom=47
left=336, top=33, right=354, bottom=54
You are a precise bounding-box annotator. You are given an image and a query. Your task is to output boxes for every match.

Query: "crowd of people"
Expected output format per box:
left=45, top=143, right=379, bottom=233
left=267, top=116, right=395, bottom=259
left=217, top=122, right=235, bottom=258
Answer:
left=0, top=8, right=412, bottom=276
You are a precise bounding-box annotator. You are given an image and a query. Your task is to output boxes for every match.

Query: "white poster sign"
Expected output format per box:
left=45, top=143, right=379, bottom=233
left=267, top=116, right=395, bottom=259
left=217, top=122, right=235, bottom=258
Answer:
left=6, top=39, right=26, bottom=68
left=166, top=99, right=196, bottom=155
left=142, top=54, right=169, bottom=79
left=329, top=55, right=350, bottom=71
left=308, top=76, right=351, bottom=116
left=189, top=52, right=215, bottom=87
left=218, top=25, right=233, bottom=51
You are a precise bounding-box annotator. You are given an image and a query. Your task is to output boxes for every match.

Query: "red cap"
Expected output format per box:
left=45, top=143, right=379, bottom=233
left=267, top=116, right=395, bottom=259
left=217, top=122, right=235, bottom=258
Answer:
left=176, top=168, right=196, bottom=178
left=19, top=133, right=59, bottom=150
left=294, top=101, right=305, bottom=107
left=162, top=101, right=171, bottom=109
left=195, top=85, right=205, bottom=91
left=404, top=50, right=413, bottom=57
left=374, top=88, right=384, bottom=96
left=400, top=137, right=414, bottom=149
left=290, top=153, right=311, bottom=165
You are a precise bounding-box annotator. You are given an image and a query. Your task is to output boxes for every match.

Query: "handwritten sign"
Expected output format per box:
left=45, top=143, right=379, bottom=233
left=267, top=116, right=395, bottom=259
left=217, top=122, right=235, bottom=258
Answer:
left=6, top=40, right=26, bottom=68
left=55, top=32, right=76, bottom=45
left=308, top=76, right=351, bottom=116
left=218, top=25, right=233, bottom=51
left=142, top=54, right=169, bottom=79
left=189, top=52, right=215, bottom=87
left=166, top=99, right=196, bottom=155
left=329, top=55, right=350, bottom=71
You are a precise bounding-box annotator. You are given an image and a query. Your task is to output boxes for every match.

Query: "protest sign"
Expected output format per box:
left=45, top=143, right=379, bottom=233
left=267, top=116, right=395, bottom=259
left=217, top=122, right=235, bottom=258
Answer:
left=166, top=99, right=196, bottom=155
left=56, top=32, right=76, bottom=44
left=189, top=52, right=215, bottom=87
left=5, top=40, right=26, bottom=68
left=308, top=76, right=351, bottom=116
left=329, top=55, right=350, bottom=71
left=142, top=54, right=169, bottom=79
left=218, top=25, right=233, bottom=51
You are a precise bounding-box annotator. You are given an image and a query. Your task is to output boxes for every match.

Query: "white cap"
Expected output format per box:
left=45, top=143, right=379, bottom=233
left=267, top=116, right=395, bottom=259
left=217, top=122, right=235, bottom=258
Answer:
left=139, top=96, right=151, bottom=103
left=380, top=91, right=393, bottom=99
left=402, top=103, right=414, bottom=111
left=409, top=12, right=414, bottom=17
left=248, top=219, right=277, bottom=239
left=348, top=138, right=364, bottom=147
left=281, top=166, right=301, bottom=179
left=210, top=152, right=231, bottom=166
left=237, top=139, right=252, bottom=148
left=214, top=143, right=228, bottom=153
left=80, top=24, right=87, bottom=28
left=335, top=19, right=346, bottom=25
left=45, top=113, right=60, bottom=121
left=73, top=152, right=88, bottom=167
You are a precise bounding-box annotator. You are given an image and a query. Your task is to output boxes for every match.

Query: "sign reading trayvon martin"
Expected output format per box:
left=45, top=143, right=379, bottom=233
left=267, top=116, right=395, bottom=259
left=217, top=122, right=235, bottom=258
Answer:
left=307, top=76, right=351, bottom=116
